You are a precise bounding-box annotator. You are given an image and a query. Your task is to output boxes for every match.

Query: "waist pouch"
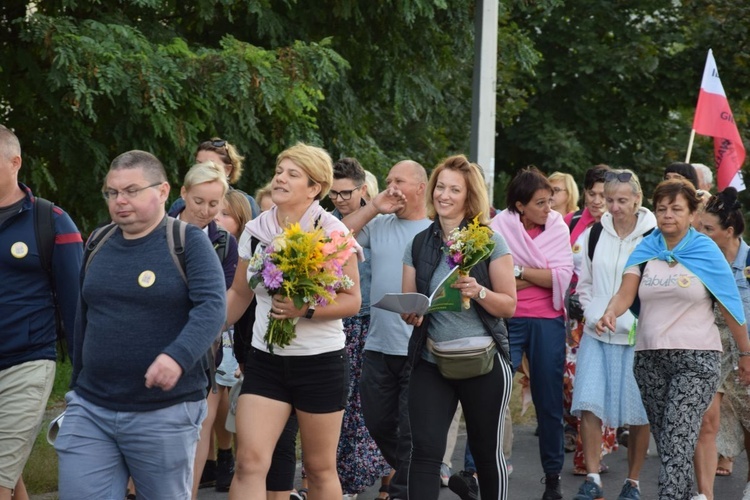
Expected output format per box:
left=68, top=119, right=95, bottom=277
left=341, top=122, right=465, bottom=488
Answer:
left=426, top=336, right=496, bottom=380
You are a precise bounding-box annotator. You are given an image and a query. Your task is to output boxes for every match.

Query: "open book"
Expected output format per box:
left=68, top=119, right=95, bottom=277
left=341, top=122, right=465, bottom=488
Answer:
left=371, top=267, right=463, bottom=315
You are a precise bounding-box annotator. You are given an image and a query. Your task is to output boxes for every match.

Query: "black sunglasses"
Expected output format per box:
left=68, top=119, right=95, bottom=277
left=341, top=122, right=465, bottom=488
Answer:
left=604, top=171, right=633, bottom=182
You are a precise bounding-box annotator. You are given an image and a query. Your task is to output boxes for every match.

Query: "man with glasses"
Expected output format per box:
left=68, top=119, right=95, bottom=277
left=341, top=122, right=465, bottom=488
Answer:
left=0, top=125, right=83, bottom=500
left=340, top=160, right=431, bottom=500
left=55, top=150, right=226, bottom=499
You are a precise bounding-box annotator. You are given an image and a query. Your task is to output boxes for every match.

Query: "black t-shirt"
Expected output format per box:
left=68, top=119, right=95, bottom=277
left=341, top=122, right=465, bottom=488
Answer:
left=0, top=198, right=25, bottom=227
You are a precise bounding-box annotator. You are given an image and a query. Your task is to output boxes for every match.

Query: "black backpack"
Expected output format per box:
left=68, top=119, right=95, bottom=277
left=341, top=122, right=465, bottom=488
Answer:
left=34, top=198, right=70, bottom=360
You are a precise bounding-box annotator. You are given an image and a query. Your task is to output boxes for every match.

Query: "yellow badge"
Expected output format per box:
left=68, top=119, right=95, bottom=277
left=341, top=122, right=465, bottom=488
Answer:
left=677, top=275, right=691, bottom=288
left=10, top=242, right=28, bottom=259
left=744, top=266, right=750, bottom=279
left=572, top=243, right=582, bottom=254
left=138, top=270, right=156, bottom=288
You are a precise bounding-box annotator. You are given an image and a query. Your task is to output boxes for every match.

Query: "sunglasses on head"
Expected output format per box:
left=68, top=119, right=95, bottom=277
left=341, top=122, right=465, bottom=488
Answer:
left=202, top=139, right=226, bottom=149
left=604, top=171, right=633, bottom=182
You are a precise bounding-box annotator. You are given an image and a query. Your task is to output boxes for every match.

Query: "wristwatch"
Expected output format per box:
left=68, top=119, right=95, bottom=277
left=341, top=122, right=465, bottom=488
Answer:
left=305, top=306, right=316, bottom=319
left=513, top=265, right=524, bottom=279
left=477, top=287, right=487, bottom=300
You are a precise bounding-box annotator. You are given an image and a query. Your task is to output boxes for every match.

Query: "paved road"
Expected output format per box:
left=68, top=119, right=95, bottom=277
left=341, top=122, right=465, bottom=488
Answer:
left=192, top=424, right=750, bottom=499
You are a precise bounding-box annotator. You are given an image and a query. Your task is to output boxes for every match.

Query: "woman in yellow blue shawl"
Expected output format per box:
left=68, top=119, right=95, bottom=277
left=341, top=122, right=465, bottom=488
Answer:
left=596, top=179, right=750, bottom=500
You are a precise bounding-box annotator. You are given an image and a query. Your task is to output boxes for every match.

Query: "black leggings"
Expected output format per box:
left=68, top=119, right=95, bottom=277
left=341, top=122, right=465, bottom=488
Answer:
left=407, top=353, right=513, bottom=500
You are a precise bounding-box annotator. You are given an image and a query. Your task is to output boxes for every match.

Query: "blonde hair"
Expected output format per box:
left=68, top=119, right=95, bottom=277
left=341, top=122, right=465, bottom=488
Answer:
left=222, top=190, right=253, bottom=238
left=426, top=154, right=490, bottom=224
left=183, top=161, right=229, bottom=196
left=548, top=171, right=580, bottom=214
left=276, top=143, right=333, bottom=199
left=364, top=170, right=379, bottom=201
left=195, top=138, right=245, bottom=184
left=603, top=168, right=643, bottom=212
left=255, top=181, right=273, bottom=207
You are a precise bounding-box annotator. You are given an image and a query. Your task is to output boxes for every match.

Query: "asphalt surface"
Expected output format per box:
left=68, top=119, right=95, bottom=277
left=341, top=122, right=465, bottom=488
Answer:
left=190, top=424, right=750, bottom=499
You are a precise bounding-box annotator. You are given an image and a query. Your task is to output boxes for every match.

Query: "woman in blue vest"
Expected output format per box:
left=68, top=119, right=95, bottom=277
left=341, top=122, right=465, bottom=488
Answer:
left=400, top=155, right=516, bottom=499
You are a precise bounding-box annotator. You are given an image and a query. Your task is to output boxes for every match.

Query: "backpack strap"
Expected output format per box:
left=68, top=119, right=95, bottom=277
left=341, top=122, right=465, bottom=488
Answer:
left=83, top=224, right=118, bottom=275
left=567, top=208, right=584, bottom=233
left=166, top=217, right=188, bottom=284
left=214, top=227, right=229, bottom=263
left=34, top=197, right=66, bottom=359
left=587, top=222, right=604, bottom=262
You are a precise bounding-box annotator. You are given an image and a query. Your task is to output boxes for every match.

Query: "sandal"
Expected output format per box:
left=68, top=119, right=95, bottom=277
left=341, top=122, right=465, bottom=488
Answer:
left=375, top=484, right=390, bottom=500
left=716, top=455, right=733, bottom=476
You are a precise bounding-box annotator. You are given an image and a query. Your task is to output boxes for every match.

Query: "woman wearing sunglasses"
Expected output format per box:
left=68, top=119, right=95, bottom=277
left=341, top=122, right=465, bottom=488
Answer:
left=571, top=169, right=655, bottom=500
left=170, top=138, right=261, bottom=219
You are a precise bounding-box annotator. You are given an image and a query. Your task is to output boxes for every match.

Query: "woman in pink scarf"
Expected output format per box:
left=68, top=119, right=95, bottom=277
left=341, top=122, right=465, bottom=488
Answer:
left=491, top=167, right=573, bottom=500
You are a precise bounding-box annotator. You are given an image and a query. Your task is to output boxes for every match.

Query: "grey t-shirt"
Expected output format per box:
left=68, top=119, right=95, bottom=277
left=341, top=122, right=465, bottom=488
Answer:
left=403, top=231, right=510, bottom=362
left=358, top=214, right=432, bottom=355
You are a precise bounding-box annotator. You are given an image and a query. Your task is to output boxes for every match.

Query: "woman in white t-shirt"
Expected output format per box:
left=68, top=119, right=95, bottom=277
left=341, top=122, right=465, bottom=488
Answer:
left=597, top=179, right=750, bottom=499
left=224, top=143, right=362, bottom=499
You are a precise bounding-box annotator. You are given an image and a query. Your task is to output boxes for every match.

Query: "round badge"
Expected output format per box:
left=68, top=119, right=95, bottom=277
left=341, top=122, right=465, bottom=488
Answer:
left=572, top=243, right=582, bottom=254
left=11, top=242, right=28, bottom=259
left=677, top=275, right=691, bottom=288
left=138, top=270, right=156, bottom=288
left=744, top=266, right=750, bottom=280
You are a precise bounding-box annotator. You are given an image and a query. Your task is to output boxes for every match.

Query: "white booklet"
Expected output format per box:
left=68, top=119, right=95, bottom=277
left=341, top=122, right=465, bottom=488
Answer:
left=371, top=267, right=463, bottom=315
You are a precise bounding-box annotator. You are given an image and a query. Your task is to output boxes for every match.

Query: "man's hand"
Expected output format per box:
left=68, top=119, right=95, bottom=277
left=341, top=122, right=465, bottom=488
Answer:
left=372, top=187, right=407, bottom=214
left=144, top=354, right=183, bottom=391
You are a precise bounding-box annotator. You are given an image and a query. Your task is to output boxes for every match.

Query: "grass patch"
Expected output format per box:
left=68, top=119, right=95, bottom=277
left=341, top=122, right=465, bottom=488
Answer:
left=23, top=359, right=70, bottom=495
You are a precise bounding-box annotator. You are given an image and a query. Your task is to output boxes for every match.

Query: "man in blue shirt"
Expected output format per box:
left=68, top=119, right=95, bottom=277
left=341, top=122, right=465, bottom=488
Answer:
left=0, top=125, right=83, bottom=500
left=55, top=150, right=226, bottom=499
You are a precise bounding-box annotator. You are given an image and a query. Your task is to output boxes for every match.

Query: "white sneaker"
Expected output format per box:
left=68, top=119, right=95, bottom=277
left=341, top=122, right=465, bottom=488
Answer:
left=690, top=495, right=708, bottom=500
left=342, top=495, right=358, bottom=500
left=440, top=463, right=451, bottom=487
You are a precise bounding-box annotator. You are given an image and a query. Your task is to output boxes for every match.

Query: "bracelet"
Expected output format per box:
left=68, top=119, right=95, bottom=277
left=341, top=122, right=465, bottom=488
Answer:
left=739, top=351, right=750, bottom=357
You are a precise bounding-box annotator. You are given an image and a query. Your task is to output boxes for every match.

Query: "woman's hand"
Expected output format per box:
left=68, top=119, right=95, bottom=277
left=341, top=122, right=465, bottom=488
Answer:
left=595, top=310, right=617, bottom=336
left=738, top=356, right=750, bottom=385
left=452, top=275, right=483, bottom=300
left=270, top=294, right=308, bottom=319
left=400, top=312, right=423, bottom=327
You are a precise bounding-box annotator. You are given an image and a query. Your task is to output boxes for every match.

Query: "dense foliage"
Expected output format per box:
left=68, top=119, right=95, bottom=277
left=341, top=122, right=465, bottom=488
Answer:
left=1, top=0, right=748, bottom=230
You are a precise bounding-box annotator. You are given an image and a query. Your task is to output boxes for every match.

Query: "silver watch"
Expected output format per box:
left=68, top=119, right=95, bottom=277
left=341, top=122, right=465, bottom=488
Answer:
left=513, top=265, right=524, bottom=279
left=477, top=287, right=487, bottom=300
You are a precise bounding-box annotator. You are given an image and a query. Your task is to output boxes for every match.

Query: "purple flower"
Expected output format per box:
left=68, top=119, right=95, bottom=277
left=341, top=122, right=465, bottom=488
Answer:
left=262, top=262, right=284, bottom=290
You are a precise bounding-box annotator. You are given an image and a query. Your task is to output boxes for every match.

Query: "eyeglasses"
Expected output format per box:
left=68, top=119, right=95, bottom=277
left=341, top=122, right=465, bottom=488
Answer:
left=552, top=187, right=567, bottom=193
left=604, top=171, right=633, bottom=182
left=102, top=183, right=162, bottom=201
left=329, top=186, right=362, bottom=201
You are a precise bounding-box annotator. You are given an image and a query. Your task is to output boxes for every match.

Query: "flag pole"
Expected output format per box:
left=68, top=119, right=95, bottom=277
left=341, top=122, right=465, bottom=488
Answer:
left=685, top=129, right=696, bottom=163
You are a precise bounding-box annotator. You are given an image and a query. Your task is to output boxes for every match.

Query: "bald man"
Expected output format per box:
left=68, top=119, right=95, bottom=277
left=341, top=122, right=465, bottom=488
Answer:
left=341, top=161, right=431, bottom=500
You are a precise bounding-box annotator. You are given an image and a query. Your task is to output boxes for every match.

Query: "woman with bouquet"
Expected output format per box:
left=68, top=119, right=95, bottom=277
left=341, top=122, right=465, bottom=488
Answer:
left=401, top=155, right=517, bottom=499
left=490, top=167, right=574, bottom=500
left=225, top=143, right=362, bottom=499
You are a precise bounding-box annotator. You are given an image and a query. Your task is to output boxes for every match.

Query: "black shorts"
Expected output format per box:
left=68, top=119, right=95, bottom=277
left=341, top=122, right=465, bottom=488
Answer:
left=241, top=347, right=349, bottom=413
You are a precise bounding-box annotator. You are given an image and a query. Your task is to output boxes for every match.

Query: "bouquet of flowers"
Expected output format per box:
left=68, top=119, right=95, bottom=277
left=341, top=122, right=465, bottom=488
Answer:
left=248, top=223, right=357, bottom=352
left=444, top=216, right=496, bottom=309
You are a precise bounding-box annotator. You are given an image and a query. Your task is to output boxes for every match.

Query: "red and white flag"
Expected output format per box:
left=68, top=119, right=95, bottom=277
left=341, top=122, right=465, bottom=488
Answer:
left=692, top=49, right=746, bottom=191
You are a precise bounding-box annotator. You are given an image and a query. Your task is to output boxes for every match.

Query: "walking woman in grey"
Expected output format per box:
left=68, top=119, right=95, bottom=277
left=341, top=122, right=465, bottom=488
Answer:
left=401, top=155, right=516, bottom=499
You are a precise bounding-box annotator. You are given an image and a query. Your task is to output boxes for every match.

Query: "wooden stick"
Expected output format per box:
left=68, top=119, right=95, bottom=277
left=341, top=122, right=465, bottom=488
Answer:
left=685, top=129, right=696, bottom=163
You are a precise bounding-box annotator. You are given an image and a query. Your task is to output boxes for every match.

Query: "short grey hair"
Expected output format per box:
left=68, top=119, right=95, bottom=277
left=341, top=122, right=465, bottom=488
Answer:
left=0, top=125, right=21, bottom=159
left=692, top=163, right=714, bottom=190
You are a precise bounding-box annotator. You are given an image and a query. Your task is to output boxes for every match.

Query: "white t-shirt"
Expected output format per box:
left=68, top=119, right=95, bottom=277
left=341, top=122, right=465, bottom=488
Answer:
left=626, top=259, right=721, bottom=352
left=238, top=234, right=345, bottom=356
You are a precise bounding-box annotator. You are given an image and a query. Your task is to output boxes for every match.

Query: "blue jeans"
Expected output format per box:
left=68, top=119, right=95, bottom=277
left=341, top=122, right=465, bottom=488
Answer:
left=55, top=391, right=206, bottom=500
left=508, top=316, right=565, bottom=474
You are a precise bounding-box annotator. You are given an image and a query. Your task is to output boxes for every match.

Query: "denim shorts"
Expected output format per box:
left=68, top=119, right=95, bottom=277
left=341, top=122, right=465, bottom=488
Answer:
left=241, top=347, right=349, bottom=413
